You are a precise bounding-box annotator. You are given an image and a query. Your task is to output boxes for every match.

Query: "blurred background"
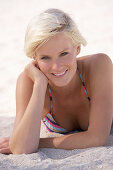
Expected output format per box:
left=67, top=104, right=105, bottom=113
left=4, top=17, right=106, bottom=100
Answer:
left=0, top=0, right=113, bottom=117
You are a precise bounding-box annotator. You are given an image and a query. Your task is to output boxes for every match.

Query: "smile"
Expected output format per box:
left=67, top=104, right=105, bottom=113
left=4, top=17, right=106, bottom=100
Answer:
left=51, top=70, right=68, bottom=77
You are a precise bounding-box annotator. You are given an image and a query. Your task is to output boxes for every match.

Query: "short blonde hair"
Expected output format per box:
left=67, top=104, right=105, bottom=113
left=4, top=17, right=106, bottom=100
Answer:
left=24, top=8, right=87, bottom=58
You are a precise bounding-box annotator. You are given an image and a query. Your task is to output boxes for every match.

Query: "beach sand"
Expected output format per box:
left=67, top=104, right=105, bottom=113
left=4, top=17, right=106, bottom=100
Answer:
left=0, top=0, right=113, bottom=169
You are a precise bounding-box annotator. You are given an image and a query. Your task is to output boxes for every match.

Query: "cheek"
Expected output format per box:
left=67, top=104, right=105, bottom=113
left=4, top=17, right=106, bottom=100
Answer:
left=65, top=54, right=76, bottom=66
left=38, top=62, right=48, bottom=74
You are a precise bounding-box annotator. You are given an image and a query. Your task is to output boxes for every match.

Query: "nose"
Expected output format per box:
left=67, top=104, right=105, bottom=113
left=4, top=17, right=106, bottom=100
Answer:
left=51, top=60, right=62, bottom=71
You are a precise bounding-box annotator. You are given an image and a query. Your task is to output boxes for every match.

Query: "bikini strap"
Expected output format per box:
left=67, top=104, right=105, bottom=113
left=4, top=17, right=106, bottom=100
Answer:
left=48, top=87, right=53, bottom=113
left=77, top=67, right=91, bottom=101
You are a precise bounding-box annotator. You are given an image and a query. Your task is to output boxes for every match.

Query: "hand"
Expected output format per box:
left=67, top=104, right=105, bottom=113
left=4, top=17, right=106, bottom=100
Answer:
left=24, top=60, right=48, bottom=85
left=0, top=137, right=12, bottom=154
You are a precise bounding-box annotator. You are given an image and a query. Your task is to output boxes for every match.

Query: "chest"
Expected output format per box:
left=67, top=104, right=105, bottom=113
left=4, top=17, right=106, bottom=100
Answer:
left=51, top=90, right=90, bottom=131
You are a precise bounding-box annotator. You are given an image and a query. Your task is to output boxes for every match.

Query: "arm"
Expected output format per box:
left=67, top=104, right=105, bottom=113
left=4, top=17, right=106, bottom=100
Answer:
left=9, top=61, right=48, bottom=154
left=39, top=54, right=113, bottom=150
left=39, top=131, right=101, bottom=150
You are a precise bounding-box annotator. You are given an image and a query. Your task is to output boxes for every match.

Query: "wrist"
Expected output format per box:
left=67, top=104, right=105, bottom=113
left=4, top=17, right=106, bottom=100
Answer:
left=38, top=138, right=54, bottom=148
left=33, top=80, right=48, bottom=91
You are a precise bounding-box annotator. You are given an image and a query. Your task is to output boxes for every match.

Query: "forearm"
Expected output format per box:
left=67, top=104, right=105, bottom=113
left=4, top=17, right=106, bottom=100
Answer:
left=9, top=82, right=47, bottom=154
left=39, top=131, right=104, bottom=150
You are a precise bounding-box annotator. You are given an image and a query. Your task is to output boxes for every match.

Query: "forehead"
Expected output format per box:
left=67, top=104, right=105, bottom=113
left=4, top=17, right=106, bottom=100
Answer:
left=36, top=32, right=74, bottom=55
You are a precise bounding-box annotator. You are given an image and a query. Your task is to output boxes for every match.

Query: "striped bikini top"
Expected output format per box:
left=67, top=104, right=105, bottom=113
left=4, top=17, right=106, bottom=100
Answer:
left=42, top=67, right=91, bottom=134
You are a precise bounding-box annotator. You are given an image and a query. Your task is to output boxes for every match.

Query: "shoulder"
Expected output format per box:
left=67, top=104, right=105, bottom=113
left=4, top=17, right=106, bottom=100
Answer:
left=77, top=53, right=112, bottom=97
left=88, top=53, right=112, bottom=97
left=86, top=53, right=112, bottom=74
left=85, top=53, right=112, bottom=92
left=17, top=71, right=33, bottom=86
left=16, top=71, right=34, bottom=100
left=77, top=53, right=112, bottom=71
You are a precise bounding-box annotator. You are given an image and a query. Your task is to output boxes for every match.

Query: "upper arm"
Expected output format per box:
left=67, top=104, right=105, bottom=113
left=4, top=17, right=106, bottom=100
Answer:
left=13, top=71, right=34, bottom=131
left=88, top=53, right=113, bottom=144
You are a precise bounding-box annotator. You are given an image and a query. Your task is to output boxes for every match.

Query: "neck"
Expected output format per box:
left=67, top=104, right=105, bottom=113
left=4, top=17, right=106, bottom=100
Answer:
left=48, top=68, right=81, bottom=99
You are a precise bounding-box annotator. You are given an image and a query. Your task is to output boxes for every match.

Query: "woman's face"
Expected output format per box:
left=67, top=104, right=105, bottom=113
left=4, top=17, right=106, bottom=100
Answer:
left=35, top=32, right=80, bottom=87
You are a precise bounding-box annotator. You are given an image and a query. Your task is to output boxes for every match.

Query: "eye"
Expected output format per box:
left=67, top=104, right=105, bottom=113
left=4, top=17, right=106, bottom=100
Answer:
left=41, top=56, right=50, bottom=60
left=61, top=52, right=68, bottom=56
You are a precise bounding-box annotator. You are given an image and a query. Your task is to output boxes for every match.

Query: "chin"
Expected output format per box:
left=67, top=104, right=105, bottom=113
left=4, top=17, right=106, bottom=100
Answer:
left=48, top=77, right=72, bottom=87
left=48, top=68, right=76, bottom=87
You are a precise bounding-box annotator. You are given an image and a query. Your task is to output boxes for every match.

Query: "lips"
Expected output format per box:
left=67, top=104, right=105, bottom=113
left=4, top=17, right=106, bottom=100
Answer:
left=51, top=70, right=68, bottom=77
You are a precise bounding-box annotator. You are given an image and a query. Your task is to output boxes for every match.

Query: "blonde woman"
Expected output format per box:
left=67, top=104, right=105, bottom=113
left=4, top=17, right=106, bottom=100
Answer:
left=0, top=8, right=112, bottom=154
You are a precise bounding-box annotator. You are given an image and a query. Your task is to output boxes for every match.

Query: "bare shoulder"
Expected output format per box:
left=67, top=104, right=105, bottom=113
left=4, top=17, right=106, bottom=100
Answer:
left=77, top=53, right=112, bottom=96
left=84, top=53, right=112, bottom=72
left=77, top=53, right=112, bottom=70
left=83, top=53, right=112, bottom=84
left=88, top=53, right=112, bottom=96
left=17, top=71, right=34, bottom=91
left=17, top=71, right=34, bottom=88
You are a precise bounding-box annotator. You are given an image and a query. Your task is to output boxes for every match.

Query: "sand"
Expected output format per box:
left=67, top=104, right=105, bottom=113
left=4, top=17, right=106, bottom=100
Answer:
left=0, top=0, right=113, bottom=169
left=0, top=117, right=113, bottom=170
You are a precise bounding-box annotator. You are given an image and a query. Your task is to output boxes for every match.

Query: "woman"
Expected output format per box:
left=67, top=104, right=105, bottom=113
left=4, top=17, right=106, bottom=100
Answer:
left=0, top=8, right=112, bottom=154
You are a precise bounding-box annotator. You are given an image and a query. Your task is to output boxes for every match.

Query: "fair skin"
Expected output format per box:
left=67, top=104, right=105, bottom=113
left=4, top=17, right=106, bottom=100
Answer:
left=0, top=32, right=112, bottom=154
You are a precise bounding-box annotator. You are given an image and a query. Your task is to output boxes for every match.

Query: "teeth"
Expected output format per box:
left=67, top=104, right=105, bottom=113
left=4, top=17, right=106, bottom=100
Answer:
left=53, top=70, right=66, bottom=76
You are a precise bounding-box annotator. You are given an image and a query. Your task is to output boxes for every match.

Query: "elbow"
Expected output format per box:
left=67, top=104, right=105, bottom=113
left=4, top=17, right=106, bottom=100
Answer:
left=87, top=129, right=109, bottom=147
left=9, top=141, right=39, bottom=154
left=9, top=141, right=24, bottom=154
left=93, top=136, right=108, bottom=147
left=10, top=147, right=38, bottom=155
left=96, top=138, right=108, bottom=147
left=10, top=148, right=28, bottom=155
left=88, top=131, right=108, bottom=148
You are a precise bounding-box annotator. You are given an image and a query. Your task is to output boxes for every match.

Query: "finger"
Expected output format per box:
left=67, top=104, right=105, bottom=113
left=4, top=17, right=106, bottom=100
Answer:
left=0, top=138, right=9, bottom=145
left=0, top=142, right=9, bottom=149
left=31, top=60, right=38, bottom=65
left=33, top=61, right=40, bottom=69
left=0, top=137, right=9, bottom=141
left=0, top=147, right=11, bottom=154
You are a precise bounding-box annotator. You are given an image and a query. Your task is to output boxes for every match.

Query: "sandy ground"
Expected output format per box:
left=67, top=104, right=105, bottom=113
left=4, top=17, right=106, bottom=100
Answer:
left=0, top=0, right=113, bottom=169
left=0, top=116, right=113, bottom=170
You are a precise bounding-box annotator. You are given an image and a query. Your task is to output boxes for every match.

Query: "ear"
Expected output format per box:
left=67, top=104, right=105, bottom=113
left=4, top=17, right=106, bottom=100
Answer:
left=76, top=45, right=81, bottom=55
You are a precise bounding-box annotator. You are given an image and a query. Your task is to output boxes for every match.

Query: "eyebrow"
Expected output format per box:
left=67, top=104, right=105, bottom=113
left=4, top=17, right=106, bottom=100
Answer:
left=39, top=48, right=69, bottom=57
